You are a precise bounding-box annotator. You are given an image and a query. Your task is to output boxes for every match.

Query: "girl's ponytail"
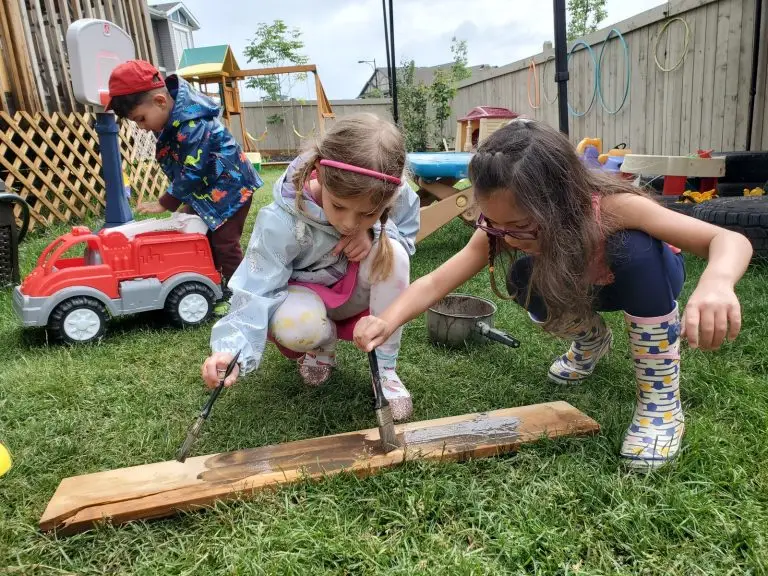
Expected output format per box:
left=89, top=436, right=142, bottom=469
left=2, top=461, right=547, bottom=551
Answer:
left=291, top=146, right=321, bottom=214
left=370, top=208, right=394, bottom=283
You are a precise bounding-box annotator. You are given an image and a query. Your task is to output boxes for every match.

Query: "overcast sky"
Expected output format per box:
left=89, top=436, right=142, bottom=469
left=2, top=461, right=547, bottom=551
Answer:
left=169, top=0, right=665, bottom=101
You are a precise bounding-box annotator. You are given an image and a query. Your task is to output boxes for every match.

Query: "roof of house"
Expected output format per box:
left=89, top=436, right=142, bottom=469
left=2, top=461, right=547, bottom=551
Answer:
left=147, top=1, right=201, bottom=30
left=176, top=44, right=241, bottom=79
left=357, top=63, right=497, bottom=98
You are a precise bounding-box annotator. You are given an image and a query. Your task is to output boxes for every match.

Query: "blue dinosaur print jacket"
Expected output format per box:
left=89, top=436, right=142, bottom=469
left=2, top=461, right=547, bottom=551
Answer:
left=155, top=75, right=263, bottom=230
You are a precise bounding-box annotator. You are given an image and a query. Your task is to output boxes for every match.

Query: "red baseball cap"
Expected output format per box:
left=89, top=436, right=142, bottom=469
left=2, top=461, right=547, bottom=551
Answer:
left=104, top=60, right=165, bottom=110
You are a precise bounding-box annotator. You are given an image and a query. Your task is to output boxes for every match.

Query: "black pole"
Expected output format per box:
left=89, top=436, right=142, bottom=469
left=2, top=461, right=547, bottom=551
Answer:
left=381, top=0, right=392, bottom=98
left=745, top=0, right=763, bottom=150
left=553, top=0, right=569, bottom=134
left=388, top=0, right=399, bottom=124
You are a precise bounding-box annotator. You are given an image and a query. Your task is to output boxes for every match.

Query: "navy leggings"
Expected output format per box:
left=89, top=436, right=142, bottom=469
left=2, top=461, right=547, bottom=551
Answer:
left=508, top=230, right=686, bottom=319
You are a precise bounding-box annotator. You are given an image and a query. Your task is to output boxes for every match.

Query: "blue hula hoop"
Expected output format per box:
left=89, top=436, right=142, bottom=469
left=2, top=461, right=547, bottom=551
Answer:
left=597, top=28, right=630, bottom=115
left=567, top=40, right=598, bottom=117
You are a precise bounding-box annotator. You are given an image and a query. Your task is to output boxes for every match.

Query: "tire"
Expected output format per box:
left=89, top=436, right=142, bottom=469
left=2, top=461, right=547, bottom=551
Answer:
left=165, top=282, right=215, bottom=328
left=692, top=196, right=768, bottom=261
left=712, top=151, right=768, bottom=183
left=48, top=296, right=108, bottom=345
left=655, top=195, right=697, bottom=216
left=717, top=181, right=767, bottom=197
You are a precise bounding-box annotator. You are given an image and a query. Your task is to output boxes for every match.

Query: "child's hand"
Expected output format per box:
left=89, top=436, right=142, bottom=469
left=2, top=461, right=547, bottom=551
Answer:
left=681, top=278, right=742, bottom=350
left=334, top=230, right=373, bottom=262
left=353, top=315, right=393, bottom=352
left=137, top=201, right=167, bottom=215
left=201, top=352, right=240, bottom=389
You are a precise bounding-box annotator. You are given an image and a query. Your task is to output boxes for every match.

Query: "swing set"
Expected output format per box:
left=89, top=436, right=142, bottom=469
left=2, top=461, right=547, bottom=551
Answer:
left=176, top=45, right=334, bottom=162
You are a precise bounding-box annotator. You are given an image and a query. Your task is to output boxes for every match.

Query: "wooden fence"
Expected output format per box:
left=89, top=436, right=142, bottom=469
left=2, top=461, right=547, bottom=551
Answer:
left=0, top=113, right=167, bottom=232
left=231, top=98, right=393, bottom=155
left=0, top=0, right=158, bottom=115
left=448, top=0, right=768, bottom=153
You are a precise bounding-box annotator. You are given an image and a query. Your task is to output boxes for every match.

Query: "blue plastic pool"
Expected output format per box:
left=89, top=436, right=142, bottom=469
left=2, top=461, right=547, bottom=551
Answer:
left=407, top=152, right=473, bottom=180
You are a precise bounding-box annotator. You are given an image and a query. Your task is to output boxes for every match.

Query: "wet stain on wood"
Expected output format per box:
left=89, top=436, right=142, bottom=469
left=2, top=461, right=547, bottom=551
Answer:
left=404, top=413, right=520, bottom=447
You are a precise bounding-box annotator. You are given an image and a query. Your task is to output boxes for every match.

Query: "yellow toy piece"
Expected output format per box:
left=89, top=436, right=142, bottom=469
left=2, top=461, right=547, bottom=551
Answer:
left=744, top=187, right=765, bottom=197
left=681, top=189, right=718, bottom=203
left=598, top=146, right=632, bottom=165
left=576, top=137, right=602, bottom=156
left=0, top=442, right=12, bottom=477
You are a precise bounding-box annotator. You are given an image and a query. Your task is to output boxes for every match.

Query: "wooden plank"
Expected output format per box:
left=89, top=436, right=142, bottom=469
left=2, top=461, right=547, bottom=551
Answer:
left=39, top=401, right=599, bottom=535
left=630, top=27, right=649, bottom=152
left=82, top=0, right=93, bottom=18
left=721, top=0, right=742, bottom=151
left=102, top=0, right=114, bottom=22
left=16, top=0, right=48, bottom=113
left=0, top=2, right=27, bottom=112
left=709, top=0, right=731, bottom=151
left=668, top=16, right=686, bottom=155
left=652, top=18, right=666, bottom=154
left=679, top=13, right=695, bottom=155
left=699, top=1, right=719, bottom=149
left=123, top=0, right=140, bottom=60
left=758, top=0, right=768, bottom=149
left=137, top=0, right=158, bottom=66
left=30, top=0, right=64, bottom=111
left=44, top=0, right=76, bottom=112
left=5, top=0, right=43, bottom=112
left=688, top=5, right=707, bottom=150
left=733, top=0, right=755, bottom=150
left=230, top=65, right=317, bottom=79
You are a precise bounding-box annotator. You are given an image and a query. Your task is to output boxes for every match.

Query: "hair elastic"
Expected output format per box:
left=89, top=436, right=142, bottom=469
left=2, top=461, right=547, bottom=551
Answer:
left=319, top=159, right=401, bottom=185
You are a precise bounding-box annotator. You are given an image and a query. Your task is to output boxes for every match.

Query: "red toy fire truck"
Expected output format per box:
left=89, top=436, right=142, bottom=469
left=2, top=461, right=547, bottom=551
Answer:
left=12, top=214, right=223, bottom=344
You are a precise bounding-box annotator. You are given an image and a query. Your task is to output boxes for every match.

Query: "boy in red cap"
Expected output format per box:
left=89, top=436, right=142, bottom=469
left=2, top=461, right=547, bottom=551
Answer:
left=106, top=60, right=262, bottom=310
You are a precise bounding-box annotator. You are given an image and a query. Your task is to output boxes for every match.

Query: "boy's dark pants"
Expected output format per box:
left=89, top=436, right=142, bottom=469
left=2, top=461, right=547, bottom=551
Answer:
left=208, top=197, right=252, bottom=282
left=179, top=197, right=252, bottom=284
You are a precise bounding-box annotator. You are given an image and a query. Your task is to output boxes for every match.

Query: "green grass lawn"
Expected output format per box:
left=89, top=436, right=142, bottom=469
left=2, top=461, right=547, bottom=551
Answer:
left=1, top=168, right=767, bottom=574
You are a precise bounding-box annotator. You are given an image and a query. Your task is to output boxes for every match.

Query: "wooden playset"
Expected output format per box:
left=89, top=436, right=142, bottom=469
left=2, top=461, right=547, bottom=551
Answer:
left=40, top=401, right=599, bottom=534
left=455, top=106, right=520, bottom=152
left=176, top=44, right=335, bottom=167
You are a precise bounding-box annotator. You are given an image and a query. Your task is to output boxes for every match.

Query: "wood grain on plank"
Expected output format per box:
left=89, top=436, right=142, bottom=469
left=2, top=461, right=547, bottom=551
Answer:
left=40, top=402, right=599, bottom=535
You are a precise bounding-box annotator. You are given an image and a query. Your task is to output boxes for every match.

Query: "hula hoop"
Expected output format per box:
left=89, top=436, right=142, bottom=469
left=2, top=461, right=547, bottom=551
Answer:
left=567, top=39, right=598, bottom=117
left=597, top=28, right=631, bottom=115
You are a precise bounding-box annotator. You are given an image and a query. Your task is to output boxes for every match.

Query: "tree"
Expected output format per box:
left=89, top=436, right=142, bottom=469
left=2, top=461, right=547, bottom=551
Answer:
left=397, top=59, right=430, bottom=152
left=567, top=0, right=607, bottom=41
left=430, top=37, right=470, bottom=140
left=243, top=20, right=309, bottom=101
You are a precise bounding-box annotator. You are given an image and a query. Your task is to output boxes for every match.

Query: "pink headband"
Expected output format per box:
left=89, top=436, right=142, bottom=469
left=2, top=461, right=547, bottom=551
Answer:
left=319, top=159, right=401, bottom=185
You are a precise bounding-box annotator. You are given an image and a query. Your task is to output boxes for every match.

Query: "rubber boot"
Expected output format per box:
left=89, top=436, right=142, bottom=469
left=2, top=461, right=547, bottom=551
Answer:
left=620, top=303, right=684, bottom=471
left=298, top=323, right=337, bottom=387
left=532, top=312, right=613, bottom=384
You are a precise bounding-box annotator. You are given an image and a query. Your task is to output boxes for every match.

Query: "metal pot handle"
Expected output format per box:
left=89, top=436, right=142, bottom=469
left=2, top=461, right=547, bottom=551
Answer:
left=475, top=321, right=521, bottom=348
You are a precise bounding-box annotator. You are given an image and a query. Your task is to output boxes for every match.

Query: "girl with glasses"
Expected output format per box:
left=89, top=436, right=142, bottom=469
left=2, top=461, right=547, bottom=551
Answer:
left=353, top=119, right=752, bottom=471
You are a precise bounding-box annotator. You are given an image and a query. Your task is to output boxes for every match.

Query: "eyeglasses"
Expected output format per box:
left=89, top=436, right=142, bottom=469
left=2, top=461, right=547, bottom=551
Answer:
left=475, top=214, right=539, bottom=241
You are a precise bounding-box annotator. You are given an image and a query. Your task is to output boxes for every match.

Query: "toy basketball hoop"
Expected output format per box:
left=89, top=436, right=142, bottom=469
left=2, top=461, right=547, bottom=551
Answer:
left=66, top=19, right=136, bottom=227
left=66, top=19, right=135, bottom=108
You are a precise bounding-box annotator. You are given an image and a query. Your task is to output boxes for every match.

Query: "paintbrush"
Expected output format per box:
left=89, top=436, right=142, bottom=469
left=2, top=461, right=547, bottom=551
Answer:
left=176, top=350, right=241, bottom=463
left=367, top=350, right=399, bottom=453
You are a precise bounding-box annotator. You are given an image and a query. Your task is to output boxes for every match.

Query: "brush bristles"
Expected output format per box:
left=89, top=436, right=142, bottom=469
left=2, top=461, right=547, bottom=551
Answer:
left=376, top=406, right=399, bottom=453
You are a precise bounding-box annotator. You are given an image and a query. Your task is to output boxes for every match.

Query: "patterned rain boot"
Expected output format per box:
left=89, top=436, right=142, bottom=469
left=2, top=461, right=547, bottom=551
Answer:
left=536, top=313, right=613, bottom=384
left=375, top=351, right=413, bottom=422
left=298, top=323, right=337, bottom=387
left=620, top=304, right=684, bottom=471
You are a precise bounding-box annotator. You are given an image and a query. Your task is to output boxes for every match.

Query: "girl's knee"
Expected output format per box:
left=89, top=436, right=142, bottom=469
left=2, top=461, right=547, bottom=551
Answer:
left=361, top=239, right=410, bottom=283
left=606, top=230, right=663, bottom=271
left=271, top=286, right=330, bottom=352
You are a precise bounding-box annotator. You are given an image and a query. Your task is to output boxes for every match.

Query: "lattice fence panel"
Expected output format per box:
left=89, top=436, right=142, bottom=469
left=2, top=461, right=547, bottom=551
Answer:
left=0, top=112, right=167, bottom=233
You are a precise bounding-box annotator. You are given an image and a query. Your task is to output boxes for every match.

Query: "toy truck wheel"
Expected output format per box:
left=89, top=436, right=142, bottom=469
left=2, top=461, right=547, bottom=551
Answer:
left=49, top=296, right=107, bottom=344
left=165, top=282, right=215, bottom=328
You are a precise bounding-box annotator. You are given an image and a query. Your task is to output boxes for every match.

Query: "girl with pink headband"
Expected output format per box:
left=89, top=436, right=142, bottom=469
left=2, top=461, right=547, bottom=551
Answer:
left=202, top=113, right=420, bottom=421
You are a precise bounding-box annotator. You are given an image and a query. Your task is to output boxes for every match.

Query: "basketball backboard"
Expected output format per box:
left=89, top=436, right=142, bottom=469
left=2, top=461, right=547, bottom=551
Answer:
left=66, top=19, right=135, bottom=108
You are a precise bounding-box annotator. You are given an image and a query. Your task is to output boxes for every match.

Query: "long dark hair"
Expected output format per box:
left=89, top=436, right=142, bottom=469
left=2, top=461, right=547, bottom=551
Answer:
left=469, top=119, right=645, bottom=331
